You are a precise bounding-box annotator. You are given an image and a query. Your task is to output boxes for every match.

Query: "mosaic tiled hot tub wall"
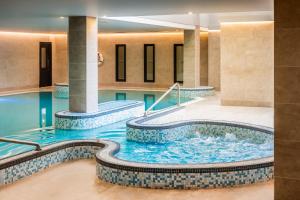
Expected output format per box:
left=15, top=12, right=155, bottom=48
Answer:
left=171, top=87, right=215, bottom=98
left=127, top=120, right=273, bottom=144
left=97, top=120, right=274, bottom=189
left=55, top=101, right=144, bottom=130
left=0, top=141, right=104, bottom=185
left=54, top=83, right=69, bottom=99
left=96, top=163, right=273, bottom=189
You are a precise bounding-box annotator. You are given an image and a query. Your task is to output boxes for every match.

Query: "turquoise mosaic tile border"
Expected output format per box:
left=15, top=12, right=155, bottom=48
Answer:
left=126, top=119, right=273, bottom=144
left=55, top=101, right=144, bottom=130
left=54, top=83, right=69, bottom=99
left=97, top=164, right=273, bottom=189
left=171, top=86, right=215, bottom=98
left=0, top=141, right=104, bottom=185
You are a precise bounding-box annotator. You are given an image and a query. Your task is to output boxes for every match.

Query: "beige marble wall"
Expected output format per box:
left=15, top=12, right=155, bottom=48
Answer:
left=0, top=32, right=216, bottom=91
left=99, top=33, right=183, bottom=89
left=0, top=33, right=67, bottom=91
left=275, top=0, right=300, bottom=199
left=208, top=31, right=221, bottom=90
left=220, top=22, right=274, bottom=107
left=0, top=34, right=48, bottom=91
left=200, top=32, right=208, bottom=86
left=52, top=35, right=68, bottom=84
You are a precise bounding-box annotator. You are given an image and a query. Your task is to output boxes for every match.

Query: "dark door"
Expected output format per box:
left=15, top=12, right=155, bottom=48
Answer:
left=39, top=42, right=52, bottom=87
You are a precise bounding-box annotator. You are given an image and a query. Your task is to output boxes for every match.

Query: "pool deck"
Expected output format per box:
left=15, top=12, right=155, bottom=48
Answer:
left=145, top=93, right=273, bottom=128
left=0, top=160, right=274, bottom=200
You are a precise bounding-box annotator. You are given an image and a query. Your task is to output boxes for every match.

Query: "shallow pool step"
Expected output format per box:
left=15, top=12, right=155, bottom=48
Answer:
left=55, top=100, right=144, bottom=130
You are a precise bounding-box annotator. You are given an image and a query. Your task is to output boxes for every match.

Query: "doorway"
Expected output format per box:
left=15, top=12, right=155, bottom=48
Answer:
left=39, top=42, right=52, bottom=87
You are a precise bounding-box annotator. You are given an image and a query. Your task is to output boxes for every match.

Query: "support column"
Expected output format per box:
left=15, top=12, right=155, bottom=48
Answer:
left=183, top=28, right=200, bottom=88
left=275, top=0, right=300, bottom=199
left=68, top=16, right=98, bottom=113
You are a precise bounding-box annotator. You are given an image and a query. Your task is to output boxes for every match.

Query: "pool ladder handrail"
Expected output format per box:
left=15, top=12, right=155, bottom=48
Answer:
left=0, top=137, right=42, bottom=151
left=144, top=82, right=181, bottom=116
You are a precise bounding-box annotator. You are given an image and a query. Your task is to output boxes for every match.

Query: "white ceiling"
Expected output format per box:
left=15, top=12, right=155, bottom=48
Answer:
left=0, top=0, right=273, bottom=33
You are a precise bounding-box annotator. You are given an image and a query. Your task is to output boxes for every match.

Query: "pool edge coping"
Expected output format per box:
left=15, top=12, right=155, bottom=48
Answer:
left=127, top=116, right=274, bottom=134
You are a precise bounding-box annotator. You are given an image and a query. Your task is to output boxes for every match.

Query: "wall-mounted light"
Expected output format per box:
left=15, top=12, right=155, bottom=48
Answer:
left=188, top=11, right=193, bottom=15
left=0, top=31, right=66, bottom=37
left=208, top=30, right=221, bottom=32
left=98, top=32, right=183, bottom=37
left=59, top=16, right=65, bottom=19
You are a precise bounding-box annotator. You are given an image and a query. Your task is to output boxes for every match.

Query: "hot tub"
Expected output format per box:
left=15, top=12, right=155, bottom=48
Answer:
left=96, top=120, right=274, bottom=189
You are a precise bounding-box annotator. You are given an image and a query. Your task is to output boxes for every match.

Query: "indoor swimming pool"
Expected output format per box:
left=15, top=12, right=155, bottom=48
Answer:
left=0, top=90, right=274, bottom=189
left=0, top=90, right=192, bottom=159
left=0, top=90, right=273, bottom=165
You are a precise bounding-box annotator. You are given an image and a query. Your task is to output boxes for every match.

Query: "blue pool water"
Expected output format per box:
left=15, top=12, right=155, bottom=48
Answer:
left=0, top=90, right=274, bottom=163
left=117, top=132, right=273, bottom=164
left=0, top=90, right=191, bottom=136
left=0, top=120, right=274, bottom=163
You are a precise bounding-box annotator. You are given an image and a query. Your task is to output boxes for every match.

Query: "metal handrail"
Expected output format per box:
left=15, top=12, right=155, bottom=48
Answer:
left=144, top=83, right=181, bottom=116
left=0, top=138, right=42, bottom=151
left=22, top=127, right=54, bottom=133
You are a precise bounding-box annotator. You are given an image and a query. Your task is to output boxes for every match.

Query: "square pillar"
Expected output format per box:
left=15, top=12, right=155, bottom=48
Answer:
left=68, top=16, right=98, bottom=113
left=183, top=28, right=200, bottom=88
left=275, top=0, right=300, bottom=199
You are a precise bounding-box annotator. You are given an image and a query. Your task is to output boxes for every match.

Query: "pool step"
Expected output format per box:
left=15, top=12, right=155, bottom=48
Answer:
left=55, top=100, right=144, bottom=130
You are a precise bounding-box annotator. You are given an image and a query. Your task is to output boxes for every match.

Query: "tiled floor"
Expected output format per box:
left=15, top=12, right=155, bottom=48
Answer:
left=146, top=93, right=274, bottom=128
left=0, top=160, right=274, bottom=200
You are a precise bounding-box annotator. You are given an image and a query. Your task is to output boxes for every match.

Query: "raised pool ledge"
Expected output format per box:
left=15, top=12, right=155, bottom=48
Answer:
left=55, top=100, right=144, bottom=130
left=54, top=83, right=69, bottom=99
left=0, top=140, right=109, bottom=185
left=171, top=86, right=215, bottom=98
left=126, top=116, right=274, bottom=144
left=96, top=145, right=273, bottom=189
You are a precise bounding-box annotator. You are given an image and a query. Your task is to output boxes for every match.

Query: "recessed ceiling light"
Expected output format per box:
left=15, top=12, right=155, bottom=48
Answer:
left=188, top=11, right=193, bottom=15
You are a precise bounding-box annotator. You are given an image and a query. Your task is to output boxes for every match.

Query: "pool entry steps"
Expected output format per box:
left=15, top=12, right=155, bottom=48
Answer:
left=55, top=100, right=144, bottom=130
